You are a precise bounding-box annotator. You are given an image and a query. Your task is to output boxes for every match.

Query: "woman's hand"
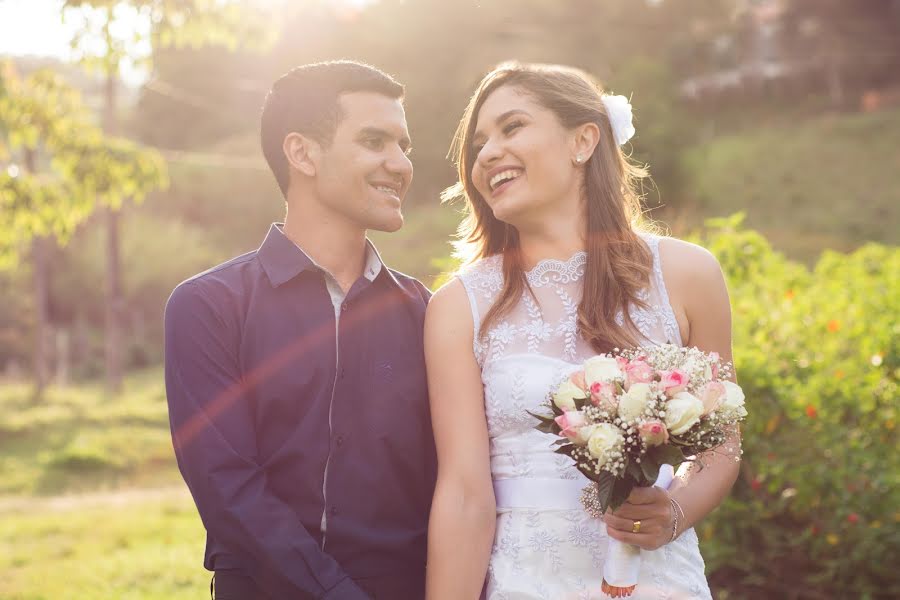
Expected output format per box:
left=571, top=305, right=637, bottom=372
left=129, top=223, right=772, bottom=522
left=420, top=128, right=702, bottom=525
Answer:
left=602, top=486, right=675, bottom=551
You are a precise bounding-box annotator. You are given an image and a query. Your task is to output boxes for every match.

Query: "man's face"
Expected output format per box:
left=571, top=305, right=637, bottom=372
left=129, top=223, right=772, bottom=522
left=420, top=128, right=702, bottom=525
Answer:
left=312, top=92, right=413, bottom=233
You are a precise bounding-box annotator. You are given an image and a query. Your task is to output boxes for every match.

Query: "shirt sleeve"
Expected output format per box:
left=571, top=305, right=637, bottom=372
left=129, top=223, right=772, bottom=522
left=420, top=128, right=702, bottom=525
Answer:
left=164, top=281, right=369, bottom=600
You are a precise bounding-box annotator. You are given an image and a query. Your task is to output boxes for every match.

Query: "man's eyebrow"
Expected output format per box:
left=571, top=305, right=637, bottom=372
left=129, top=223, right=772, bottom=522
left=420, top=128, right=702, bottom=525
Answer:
left=473, top=109, right=531, bottom=144
left=358, top=126, right=412, bottom=149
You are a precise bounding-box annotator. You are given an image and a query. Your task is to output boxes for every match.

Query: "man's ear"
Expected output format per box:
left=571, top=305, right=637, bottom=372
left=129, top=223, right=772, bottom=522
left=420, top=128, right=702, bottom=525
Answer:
left=283, top=132, right=319, bottom=177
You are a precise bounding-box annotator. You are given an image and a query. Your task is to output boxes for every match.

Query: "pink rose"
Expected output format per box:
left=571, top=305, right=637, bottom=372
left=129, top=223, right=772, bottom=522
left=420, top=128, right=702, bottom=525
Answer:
left=569, top=370, right=587, bottom=392
left=638, top=420, right=669, bottom=446
left=624, top=359, right=654, bottom=388
left=554, top=410, right=587, bottom=442
left=660, top=369, right=689, bottom=395
left=699, top=381, right=725, bottom=415
left=590, top=381, right=617, bottom=410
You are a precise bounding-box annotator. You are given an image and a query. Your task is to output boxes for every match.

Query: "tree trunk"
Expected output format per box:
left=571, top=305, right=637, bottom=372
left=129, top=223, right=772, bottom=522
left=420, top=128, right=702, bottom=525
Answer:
left=103, top=59, right=124, bottom=394
left=55, top=327, right=70, bottom=387
left=31, top=235, right=51, bottom=397
left=25, top=148, right=51, bottom=398
left=105, top=206, right=123, bottom=393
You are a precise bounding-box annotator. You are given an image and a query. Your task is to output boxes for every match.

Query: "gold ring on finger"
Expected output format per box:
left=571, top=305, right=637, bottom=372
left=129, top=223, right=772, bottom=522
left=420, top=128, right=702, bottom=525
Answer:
left=631, top=520, right=641, bottom=534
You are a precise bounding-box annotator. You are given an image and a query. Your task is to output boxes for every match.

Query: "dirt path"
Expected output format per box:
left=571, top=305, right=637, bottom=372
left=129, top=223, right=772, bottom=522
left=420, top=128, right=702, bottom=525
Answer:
left=0, top=485, right=190, bottom=514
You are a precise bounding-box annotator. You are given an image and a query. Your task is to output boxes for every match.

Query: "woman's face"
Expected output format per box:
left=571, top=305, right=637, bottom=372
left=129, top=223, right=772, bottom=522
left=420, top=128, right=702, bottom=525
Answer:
left=470, top=85, right=580, bottom=227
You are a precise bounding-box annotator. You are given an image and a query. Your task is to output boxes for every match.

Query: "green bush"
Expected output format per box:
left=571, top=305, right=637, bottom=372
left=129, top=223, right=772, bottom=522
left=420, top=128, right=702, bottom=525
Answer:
left=694, top=215, right=899, bottom=599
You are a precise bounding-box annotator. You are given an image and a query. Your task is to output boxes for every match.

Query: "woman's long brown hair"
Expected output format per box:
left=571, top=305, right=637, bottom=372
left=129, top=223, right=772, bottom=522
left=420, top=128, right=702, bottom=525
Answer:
left=443, top=62, right=655, bottom=353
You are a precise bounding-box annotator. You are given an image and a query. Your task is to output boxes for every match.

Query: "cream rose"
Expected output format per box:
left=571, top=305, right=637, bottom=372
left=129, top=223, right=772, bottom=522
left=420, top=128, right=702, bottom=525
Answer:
left=664, top=391, right=704, bottom=435
left=584, top=356, right=623, bottom=386
left=553, top=379, right=586, bottom=411
left=587, top=423, right=625, bottom=465
left=720, top=381, right=747, bottom=418
left=618, top=383, right=652, bottom=422
left=699, top=381, right=725, bottom=415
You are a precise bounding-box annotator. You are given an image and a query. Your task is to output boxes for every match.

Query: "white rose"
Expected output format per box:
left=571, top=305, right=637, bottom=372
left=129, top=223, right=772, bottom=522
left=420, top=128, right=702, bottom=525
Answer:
left=618, top=382, right=652, bottom=422
left=553, top=379, right=585, bottom=411
left=720, top=381, right=747, bottom=418
left=575, top=424, right=598, bottom=446
left=664, top=391, right=704, bottom=435
left=587, top=423, right=625, bottom=465
left=584, top=356, right=623, bottom=386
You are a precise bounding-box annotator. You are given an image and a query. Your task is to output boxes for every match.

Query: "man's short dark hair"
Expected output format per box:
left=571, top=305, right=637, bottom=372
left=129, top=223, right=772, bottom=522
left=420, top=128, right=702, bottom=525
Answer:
left=260, top=60, right=405, bottom=197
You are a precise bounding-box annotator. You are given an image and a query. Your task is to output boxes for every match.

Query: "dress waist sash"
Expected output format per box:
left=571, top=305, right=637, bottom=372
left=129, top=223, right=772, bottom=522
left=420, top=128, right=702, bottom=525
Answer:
left=492, top=478, right=588, bottom=510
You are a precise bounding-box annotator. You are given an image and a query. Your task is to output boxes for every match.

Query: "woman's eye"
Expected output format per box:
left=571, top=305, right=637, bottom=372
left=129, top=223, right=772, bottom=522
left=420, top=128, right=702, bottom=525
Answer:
left=503, top=120, right=523, bottom=135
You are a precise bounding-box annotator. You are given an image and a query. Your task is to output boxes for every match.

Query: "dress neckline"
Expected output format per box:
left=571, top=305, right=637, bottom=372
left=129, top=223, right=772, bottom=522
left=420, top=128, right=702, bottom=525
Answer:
left=525, top=251, right=587, bottom=287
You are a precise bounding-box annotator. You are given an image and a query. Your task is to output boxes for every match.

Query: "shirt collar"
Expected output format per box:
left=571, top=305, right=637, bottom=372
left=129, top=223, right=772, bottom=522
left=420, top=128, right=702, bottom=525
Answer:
left=258, top=223, right=400, bottom=289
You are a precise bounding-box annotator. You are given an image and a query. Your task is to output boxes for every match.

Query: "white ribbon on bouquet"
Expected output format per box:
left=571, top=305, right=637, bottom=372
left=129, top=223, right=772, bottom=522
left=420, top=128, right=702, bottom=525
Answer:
left=601, top=464, right=675, bottom=594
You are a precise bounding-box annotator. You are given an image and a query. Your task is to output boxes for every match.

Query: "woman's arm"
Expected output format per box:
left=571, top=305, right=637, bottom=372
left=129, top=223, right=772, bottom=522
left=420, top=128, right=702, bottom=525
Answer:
left=604, top=238, right=740, bottom=549
left=662, top=238, right=741, bottom=536
left=424, top=279, right=496, bottom=600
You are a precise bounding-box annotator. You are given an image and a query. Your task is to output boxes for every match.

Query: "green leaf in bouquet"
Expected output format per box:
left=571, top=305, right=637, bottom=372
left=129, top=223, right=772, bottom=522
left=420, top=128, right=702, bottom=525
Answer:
left=647, top=444, right=686, bottom=467
left=526, top=410, right=558, bottom=434
left=625, top=459, right=644, bottom=481
left=550, top=402, right=564, bottom=417
left=551, top=438, right=569, bottom=446
left=554, top=444, right=576, bottom=458
left=573, top=395, right=591, bottom=411
left=611, top=476, right=637, bottom=510
left=594, top=471, right=616, bottom=513
left=640, top=458, right=661, bottom=483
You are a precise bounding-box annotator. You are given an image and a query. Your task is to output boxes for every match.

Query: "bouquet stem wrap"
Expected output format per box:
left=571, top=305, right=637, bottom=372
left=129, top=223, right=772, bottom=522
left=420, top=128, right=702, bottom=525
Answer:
left=601, top=464, right=675, bottom=597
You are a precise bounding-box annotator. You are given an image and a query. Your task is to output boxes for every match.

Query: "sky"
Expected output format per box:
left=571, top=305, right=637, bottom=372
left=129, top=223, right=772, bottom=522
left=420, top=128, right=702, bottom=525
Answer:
left=0, top=0, right=81, bottom=59
left=0, top=0, right=150, bottom=84
left=0, top=0, right=381, bottom=85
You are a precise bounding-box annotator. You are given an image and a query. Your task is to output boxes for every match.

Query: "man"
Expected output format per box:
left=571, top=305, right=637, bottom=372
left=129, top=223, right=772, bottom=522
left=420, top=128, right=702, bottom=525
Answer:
left=164, top=61, right=435, bottom=599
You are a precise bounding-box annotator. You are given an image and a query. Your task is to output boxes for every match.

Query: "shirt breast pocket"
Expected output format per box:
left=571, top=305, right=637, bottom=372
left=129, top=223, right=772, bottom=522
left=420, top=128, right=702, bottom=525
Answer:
left=367, top=354, right=428, bottom=435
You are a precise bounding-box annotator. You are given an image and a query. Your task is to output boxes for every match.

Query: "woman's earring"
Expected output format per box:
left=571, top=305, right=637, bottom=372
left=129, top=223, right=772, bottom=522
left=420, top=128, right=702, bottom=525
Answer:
left=574, top=154, right=584, bottom=165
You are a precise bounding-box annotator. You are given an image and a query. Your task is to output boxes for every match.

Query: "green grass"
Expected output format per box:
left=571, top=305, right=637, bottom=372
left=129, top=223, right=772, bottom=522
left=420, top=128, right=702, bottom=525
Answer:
left=0, top=490, right=207, bottom=600
left=0, top=371, right=212, bottom=599
left=0, top=369, right=181, bottom=496
left=682, top=106, right=900, bottom=262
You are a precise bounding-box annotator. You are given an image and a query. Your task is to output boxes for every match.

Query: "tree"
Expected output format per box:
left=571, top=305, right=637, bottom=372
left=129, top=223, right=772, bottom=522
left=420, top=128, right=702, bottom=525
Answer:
left=61, top=0, right=273, bottom=392
left=0, top=62, right=165, bottom=395
left=780, top=0, right=900, bottom=105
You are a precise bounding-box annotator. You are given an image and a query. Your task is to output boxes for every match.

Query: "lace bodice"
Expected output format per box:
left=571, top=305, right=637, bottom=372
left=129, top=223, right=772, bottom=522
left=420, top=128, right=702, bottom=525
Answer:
left=456, top=235, right=683, bottom=482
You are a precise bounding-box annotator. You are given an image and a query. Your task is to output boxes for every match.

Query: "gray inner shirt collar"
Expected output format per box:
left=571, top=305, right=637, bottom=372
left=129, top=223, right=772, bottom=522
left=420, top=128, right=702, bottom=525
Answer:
left=287, top=238, right=383, bottom=308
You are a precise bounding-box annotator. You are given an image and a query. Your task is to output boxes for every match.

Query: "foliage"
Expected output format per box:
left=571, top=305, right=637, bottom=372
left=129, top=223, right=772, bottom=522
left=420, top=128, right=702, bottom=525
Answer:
left=691, top=215, right=899, bottom=599
left=0, top=62, right=167, bottom=266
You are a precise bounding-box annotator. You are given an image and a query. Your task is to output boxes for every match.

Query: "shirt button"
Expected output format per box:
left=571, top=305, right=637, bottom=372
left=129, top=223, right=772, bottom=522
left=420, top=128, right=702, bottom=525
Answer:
left=336, top=435, right=345, bottom=447
left=341, top=302, right=348, bottom=312
left=330, top=506, right=338, bottom=516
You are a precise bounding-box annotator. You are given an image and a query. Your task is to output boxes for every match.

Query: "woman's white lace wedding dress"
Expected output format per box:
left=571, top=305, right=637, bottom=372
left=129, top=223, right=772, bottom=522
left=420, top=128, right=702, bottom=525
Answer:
left=456, top=235, right=713, bottom=600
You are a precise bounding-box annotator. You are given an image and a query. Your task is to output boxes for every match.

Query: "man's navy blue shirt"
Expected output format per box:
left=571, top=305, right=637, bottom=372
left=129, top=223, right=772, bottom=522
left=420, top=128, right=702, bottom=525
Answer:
left=164, top=224, right=436, bottom=599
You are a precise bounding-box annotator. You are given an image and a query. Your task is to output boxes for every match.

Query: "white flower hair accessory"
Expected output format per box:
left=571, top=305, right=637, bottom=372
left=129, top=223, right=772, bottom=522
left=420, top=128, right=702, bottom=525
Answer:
left=600, top=94, right=635, bottom=146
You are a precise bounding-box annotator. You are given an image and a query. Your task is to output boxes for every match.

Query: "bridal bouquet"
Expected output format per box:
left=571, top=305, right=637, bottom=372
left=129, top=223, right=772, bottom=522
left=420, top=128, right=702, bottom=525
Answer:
left=529, top=344, right=746, bottom=598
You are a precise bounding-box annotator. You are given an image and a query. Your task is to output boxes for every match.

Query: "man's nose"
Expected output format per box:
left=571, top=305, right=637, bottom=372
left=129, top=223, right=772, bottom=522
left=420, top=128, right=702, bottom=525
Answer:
left=385, top=147, right=413, bottom=180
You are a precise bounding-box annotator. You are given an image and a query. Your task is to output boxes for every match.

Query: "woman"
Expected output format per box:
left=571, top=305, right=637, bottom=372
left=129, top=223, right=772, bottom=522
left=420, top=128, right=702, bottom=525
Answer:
left=424, top=62, right=740, bottom=599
